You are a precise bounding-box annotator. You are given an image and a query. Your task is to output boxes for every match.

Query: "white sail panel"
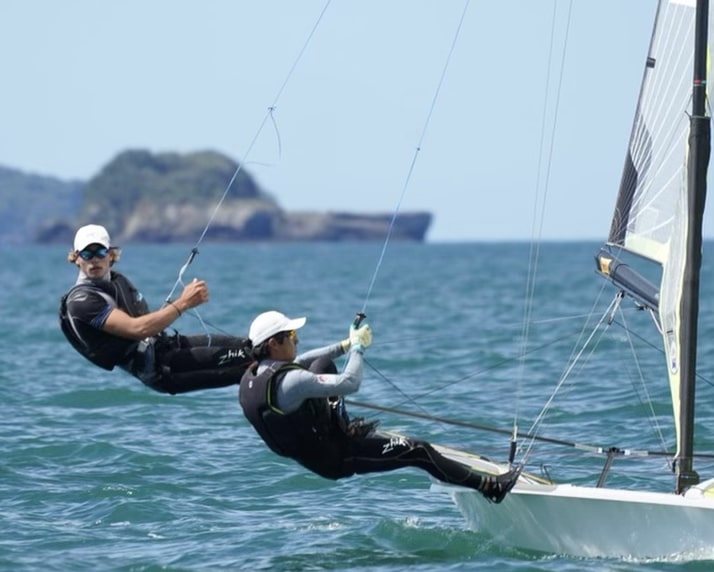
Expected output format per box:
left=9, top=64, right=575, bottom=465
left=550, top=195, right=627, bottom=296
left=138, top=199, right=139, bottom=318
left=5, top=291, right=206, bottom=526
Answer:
left=661, top=165, right=688, bottom=454
left=609, top=2, right=696, bottom=265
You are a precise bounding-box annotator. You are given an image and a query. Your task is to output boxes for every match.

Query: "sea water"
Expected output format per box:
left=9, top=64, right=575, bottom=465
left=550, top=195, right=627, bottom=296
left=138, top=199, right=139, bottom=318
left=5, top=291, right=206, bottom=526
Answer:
left=2, top=241, right=714, bottom=571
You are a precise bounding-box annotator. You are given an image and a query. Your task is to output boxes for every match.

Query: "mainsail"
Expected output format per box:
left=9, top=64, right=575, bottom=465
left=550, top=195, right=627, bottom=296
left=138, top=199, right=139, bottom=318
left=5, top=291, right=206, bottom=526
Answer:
left=599, top=0, right=712, bottom=492
left=609, top=0, right=698, bottom=262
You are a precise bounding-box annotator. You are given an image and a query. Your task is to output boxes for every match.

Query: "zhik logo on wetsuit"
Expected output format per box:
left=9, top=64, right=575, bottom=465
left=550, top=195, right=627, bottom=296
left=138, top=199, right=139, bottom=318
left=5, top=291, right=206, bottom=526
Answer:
left=217, top=348, right=247, bottom=366
left=382, top=435, right=408, bottom=455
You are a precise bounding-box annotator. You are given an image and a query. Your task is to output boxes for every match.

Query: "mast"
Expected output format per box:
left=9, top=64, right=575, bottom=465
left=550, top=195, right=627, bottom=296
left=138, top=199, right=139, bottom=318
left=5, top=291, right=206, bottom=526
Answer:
left=676, top=0, right=711, bottom=494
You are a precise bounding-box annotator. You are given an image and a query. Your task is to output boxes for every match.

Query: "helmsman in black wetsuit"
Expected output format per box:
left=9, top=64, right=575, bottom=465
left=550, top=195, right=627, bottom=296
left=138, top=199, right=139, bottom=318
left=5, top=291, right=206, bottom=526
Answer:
left=239, top=310, right=519, bottom=503
left=60, top=224, right=252, bottom=394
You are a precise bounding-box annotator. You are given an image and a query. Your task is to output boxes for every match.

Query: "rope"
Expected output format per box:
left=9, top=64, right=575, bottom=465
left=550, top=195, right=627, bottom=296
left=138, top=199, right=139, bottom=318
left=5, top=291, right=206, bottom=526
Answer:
left=344, top=398, right=714, bottom=460
left=618, top=306, right=671, bottom=463
left=368, top=328, right=575, bottom=410
left=518, top=295, right=619, bottom=465
left=338, top=1, right=471, bottom=412
left=360, top=0, right=471, bottom=315
left=512, top=0, right=574, bottom=459
left=163, top=0, right=334, bottom=318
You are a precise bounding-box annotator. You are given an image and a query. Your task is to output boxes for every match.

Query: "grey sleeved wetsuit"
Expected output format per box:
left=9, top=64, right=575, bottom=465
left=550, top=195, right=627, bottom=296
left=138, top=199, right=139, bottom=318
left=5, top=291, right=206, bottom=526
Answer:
left=258, top=342, right=363, bottom=413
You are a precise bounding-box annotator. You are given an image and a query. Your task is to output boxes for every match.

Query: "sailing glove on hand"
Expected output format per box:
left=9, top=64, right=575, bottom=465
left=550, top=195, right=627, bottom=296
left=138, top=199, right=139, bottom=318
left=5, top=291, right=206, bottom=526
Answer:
left=349, top=323, right=372, bottom=353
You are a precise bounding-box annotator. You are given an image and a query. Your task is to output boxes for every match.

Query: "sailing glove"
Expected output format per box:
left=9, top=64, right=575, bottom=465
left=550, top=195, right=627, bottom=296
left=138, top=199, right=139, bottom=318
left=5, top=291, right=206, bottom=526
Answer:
left=349, top=323, right=373, bottom=353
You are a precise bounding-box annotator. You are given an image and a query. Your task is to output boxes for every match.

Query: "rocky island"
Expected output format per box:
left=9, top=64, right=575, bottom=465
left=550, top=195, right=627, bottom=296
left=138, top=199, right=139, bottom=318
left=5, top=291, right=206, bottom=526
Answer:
left=1, top=150, right=431, bottom=245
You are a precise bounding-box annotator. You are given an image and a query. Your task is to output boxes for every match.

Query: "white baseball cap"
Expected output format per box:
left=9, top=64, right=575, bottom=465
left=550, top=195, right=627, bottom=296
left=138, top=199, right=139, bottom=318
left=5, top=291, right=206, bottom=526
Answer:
left=249, top=311, right=306, bottom=346
left=74, top=224, right=111, bottom=251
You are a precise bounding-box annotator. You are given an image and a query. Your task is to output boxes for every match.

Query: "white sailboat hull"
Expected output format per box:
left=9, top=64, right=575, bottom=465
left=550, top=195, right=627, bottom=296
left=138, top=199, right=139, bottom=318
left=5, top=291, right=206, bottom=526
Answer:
left=431, top=444, right=714, bottom=558
left=434, top=474, right=714, bottom=558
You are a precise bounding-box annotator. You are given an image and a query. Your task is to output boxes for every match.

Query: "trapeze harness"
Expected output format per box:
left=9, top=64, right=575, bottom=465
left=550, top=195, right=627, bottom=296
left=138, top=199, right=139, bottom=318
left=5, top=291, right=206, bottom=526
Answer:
left=60, top=271, right=253, bottom=394
left=59, top=271, right=150, bottom=372
left=239, top=362, right=351, bottom=479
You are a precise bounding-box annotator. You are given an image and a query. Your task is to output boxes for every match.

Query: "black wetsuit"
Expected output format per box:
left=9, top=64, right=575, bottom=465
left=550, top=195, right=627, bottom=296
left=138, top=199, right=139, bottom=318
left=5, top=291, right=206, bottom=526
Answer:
left=60, top=271, right=252, bottom=394
left=239, top=354, right=487, bottom=489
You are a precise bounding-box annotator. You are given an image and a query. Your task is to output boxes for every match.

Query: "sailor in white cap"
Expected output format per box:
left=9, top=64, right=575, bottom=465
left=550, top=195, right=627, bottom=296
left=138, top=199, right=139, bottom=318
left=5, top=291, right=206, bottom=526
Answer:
left=60, top=224, right=252, bottom=394
left=239, top=310, right=518, bottom=503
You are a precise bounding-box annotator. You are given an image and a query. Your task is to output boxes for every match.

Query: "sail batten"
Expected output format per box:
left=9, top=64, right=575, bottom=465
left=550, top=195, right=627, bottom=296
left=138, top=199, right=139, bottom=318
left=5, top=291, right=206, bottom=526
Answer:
left=609, top=2, right=700, bottom=270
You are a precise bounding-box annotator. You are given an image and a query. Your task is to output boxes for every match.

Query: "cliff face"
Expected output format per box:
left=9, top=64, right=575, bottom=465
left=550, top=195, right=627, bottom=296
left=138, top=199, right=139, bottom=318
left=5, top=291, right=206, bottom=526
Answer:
left=120, top=199, right=281, bottom=242
left=4, top=149, right=432, bottom=244
left=277, top=211, right=432, bottom=241
left=117, top=201, right=431, bottom=242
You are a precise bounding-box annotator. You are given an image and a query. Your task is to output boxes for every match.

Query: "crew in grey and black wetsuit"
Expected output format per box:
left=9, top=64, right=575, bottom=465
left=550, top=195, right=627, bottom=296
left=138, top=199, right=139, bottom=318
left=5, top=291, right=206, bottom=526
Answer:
left=239, top=310, right=519, bottom=503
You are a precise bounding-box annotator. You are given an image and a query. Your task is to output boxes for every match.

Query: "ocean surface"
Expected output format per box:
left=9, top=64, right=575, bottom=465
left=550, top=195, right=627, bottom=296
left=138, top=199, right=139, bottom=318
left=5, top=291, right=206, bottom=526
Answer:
left=4, top=241, right=714, bottom=572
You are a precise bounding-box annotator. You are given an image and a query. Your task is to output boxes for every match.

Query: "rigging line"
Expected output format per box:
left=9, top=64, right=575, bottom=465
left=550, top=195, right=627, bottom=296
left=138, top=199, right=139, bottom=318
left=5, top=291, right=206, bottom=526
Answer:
left=514, top=0, right=574, bottom=443
left=372, top=311, right=616, bottom=346
left=610, top=316, right=714, bottom=389
left=165, top=309, right=240, bottom=338
left=351, top=333, right=577, bottom=449
left=365, top=292, right=636, bottom=456
left=364, top=328, right=573, bottom=417
left=515, top=290, right=614, bottom=462
left=618, top=306, right=671, bottom=461
left=559, top=280, right=623, bottom=388
left=515, top=0, right=561, bottom=441
left=511, top=275, right=616, bottom=460
left=164, top=0, right=334, bottom=306
left=551, top=296, right=626, bottom=412
left=360, top=0, right=471, bottom=315
left=513, top=293, right=616, bottom=434
left=373, top=308, right=608, bottom=348
left=344, top=398, right=714, bottom=459
left=519, top=295, right=619, bottom=466
left=361, top=357, right=438, bottom=420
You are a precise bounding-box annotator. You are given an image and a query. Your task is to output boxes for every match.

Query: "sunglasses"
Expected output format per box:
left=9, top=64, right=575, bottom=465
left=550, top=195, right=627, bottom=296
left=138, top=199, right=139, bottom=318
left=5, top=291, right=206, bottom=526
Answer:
left=274, top=330, right=297, bottom=342
left=78, top=247, right=110, bottom=260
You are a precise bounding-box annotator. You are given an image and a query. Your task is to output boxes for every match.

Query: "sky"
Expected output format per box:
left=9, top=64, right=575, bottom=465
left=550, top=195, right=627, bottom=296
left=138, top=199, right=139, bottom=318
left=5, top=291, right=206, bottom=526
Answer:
left=1, top=1, right=676, bottom=242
